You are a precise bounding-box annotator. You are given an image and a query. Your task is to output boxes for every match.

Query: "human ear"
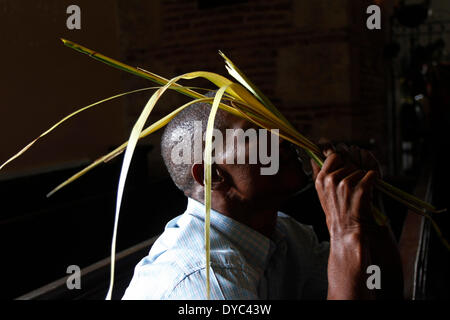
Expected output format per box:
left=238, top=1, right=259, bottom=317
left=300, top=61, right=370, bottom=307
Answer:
left=191, top=163, right=228, bottom=190
left=191, top=163, right=204, bottom=186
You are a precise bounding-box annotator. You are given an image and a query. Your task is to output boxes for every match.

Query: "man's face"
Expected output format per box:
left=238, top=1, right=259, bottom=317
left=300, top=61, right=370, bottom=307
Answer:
left=216, top=113, right=310, bottom=209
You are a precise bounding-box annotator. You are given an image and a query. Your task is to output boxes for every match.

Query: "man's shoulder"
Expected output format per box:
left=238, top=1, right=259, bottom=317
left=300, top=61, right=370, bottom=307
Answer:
left=276, top=212, right=318, bottom=238
left=276, top=212, right=329, bottom=255
left=142, top=212, right=207, bottom=267
left=123, top=212, right=253, bottom=299
left=123, top=256, right=176, bottom=297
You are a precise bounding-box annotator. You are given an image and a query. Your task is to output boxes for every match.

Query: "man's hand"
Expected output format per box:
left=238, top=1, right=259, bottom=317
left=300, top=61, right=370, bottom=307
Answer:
left=311, top=146, right=378, bottom=240
left=310, top=142, right=403, bottom=299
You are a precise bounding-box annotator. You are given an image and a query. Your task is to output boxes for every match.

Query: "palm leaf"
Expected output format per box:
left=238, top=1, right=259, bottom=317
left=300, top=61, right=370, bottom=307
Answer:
left=1, top=39, right=447, bottom=300
left=0, top=87, right=158, bottom=171
left=203, top=85, right=231, bottom=299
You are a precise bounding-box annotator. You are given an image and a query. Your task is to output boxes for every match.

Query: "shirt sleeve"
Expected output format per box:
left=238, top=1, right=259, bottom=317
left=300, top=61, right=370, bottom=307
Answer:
left=301, top=227, right=329, bottom=299
left=278, top=214, right=329, bottom=299
left=123, top=261, right=260, bottom=300
left=122, top=262, right=174, bottom=300
left=166, top=266, right=260, bottom=300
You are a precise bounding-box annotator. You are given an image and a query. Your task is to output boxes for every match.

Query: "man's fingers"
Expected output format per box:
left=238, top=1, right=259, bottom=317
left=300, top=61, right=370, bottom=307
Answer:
left=317, top=137, right=335, bottom=157
left=319, top=152, right=344, bottom=175
left=335, top=143, right=350, bottom=154
left=325, top=167, right=359, bottom=186
left=339, top=169, right=366, bottom=189
left=352, top=170, right=378, bottom=214
left=357, top=170, right=377, bottom=190
left=345, top=145, right=382, bottom=178
left=360, top=150, right=382, bottom=178
left=311, top=159, right=321, bottom=181
left=348, top=145, right=362, bottom=167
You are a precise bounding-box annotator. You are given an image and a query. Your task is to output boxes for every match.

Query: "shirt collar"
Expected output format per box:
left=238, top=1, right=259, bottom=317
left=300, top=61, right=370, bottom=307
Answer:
left=185, top=197, right=274, bottom=270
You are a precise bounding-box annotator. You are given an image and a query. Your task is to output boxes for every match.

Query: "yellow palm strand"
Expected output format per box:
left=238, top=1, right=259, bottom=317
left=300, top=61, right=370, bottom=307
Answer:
left=230, top=102, right=318, bottom=152
left=105, top=71, right=197, bottom=300
left=230, top=100, right=321, bottom=154
left=203, top=85, right=231, bottom=299
left=104, top=69, right=292, bottom=299
left=61, top=39, right=203, bottom=101
left=220, top=51, right=319, bottom=151
left=0, top=87, right=158, bottom=171
left=27, top=40, right=450, bottom=301
left=46, top=97, right=223, bottom=197
left=375, top=179, right=446, bottom=214
left=0, top=86, right=221, bottom=173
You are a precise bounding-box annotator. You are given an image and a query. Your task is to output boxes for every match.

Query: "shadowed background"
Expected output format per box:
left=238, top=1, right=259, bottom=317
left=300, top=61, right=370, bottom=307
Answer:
left=0, top=0, right=449, bottom=300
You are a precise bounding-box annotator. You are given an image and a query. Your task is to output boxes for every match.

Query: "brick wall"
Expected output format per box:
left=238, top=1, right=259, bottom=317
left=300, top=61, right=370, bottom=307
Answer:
left=116, top=0, right=392, bottom=177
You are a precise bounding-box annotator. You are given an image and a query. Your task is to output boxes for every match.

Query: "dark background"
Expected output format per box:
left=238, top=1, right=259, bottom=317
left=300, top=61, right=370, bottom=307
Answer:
left=0, top=0, right=449, bottom=300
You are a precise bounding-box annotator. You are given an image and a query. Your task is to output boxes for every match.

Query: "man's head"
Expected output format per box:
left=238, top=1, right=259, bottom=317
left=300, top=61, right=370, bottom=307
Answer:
left=161, top=92, right=310, bottom=215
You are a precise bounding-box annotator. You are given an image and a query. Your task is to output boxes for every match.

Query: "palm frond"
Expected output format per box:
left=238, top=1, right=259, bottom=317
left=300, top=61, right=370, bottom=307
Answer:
left=1, top=40, right=447, bottom=300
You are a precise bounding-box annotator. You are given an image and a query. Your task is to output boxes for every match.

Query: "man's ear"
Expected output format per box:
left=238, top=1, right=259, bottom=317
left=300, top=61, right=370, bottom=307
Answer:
left=191, top=163, right=228, bottom=190
left=191, top=163, right=204, bottom=186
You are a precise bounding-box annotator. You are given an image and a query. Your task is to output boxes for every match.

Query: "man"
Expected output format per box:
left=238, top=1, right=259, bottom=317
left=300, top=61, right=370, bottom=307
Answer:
left=122, top=95, right=403, bottom=300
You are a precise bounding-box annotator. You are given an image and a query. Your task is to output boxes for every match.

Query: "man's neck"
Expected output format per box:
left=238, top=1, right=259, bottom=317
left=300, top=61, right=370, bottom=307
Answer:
left=189, top=190, right=279, bottom=239
left=244, top=209, right=278, bottom=239
left=211, top=196, right=278, bottom=239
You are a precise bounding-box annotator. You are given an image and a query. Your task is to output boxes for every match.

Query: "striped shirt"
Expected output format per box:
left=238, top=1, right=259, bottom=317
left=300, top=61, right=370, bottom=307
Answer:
left=122, top=198, right=329, bottom=300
